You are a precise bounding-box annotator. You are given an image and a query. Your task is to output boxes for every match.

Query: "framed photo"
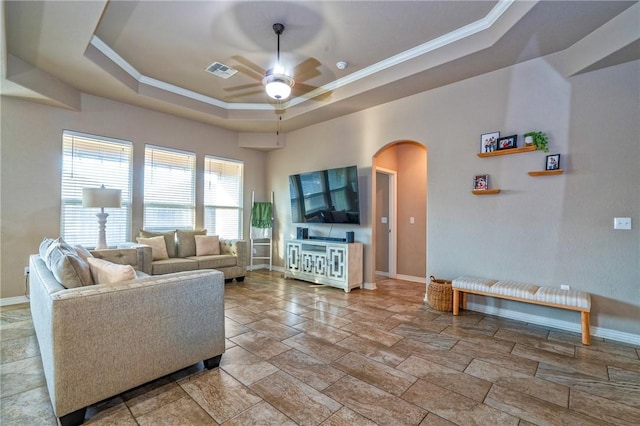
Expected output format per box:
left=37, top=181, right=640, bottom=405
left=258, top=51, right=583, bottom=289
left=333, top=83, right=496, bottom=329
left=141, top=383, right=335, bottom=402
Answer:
left=497, top=135, right=517, bottom=150
left=546, top=154, right=560, bottom=170
left=473, top=174, right=489, bottom=190
left=480, top=132, right=499, bottom=153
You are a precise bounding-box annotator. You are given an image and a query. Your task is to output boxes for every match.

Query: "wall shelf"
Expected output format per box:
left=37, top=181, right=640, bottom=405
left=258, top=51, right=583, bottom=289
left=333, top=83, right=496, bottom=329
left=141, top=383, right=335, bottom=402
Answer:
left=472, top=189, right=501, bottom=195
left=478, top=145, right=536, bottom=158
left=528, top=169, right=564, bottom=176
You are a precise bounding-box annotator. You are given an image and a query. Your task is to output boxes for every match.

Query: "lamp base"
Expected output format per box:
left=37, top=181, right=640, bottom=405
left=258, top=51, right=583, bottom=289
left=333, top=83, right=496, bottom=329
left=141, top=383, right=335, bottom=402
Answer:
left=96, top=211, right=109, bottom=250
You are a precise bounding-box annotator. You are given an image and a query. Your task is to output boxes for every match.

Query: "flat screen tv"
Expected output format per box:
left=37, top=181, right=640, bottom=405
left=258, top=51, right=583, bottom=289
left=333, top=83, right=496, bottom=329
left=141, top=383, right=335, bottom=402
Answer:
left=289, top=165, right=360, bottom=224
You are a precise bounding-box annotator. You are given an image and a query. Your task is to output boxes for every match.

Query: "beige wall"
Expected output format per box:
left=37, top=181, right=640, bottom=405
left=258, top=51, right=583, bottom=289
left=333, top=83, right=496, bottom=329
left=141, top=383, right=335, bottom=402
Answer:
left=396, top=143, right=427, bottom=279
left=1, top=93, right=267, bottom=299
left=268, top=58, right=639, bottom=337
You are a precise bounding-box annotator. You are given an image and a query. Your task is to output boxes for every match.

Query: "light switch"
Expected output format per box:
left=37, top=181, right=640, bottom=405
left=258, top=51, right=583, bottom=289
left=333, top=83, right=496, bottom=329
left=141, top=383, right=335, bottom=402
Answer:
left=381, top=217, right=388, bottom=224
left=410, top=217, right=415, bottom=224
left=614, top=217, right=632, bottom=230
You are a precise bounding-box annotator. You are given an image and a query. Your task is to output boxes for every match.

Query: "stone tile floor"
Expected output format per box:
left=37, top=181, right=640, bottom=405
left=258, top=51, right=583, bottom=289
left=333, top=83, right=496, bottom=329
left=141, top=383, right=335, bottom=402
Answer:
left=1, top=270, right=639, bottom=425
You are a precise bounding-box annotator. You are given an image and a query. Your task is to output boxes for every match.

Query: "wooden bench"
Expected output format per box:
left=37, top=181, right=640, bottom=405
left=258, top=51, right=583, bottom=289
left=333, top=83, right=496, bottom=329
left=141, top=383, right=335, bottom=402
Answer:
left=452, top=276, right=591, bottom=345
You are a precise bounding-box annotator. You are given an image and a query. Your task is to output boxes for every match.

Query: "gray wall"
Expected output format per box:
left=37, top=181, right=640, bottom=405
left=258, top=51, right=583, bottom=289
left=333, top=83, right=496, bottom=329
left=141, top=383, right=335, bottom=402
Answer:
left=267, top=58, right=639, bottom=337
left=1, top=93, right=267, bottom=300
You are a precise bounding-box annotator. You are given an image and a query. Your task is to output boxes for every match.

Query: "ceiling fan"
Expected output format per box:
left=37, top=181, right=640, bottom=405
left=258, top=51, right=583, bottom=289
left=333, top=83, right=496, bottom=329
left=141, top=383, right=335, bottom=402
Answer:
left=224, top=23, right=331, bottom=103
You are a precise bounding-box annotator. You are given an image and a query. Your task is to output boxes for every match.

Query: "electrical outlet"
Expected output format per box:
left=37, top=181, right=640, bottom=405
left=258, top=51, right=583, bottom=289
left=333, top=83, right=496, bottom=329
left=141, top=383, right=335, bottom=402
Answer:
left=24, top=267, right=30, bottom=276
left=560, top=285, right=570, bottom=290
left=614, top=217, right=632, bottom=230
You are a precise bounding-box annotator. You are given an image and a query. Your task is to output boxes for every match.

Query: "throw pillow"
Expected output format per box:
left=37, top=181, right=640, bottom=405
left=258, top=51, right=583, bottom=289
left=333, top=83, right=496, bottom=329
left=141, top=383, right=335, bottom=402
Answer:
left=74, top=245, right=94, bottom=262
left=39, top=237, right=57, bottom=261
left=139, top=230, right=177, bottom=258
left=45, top=242, right=94, bottom=288
left=136, top=235, right=169, bottom=260
left=87, top=257, right=136, bottom=285
left=195, top=235, right=220, bottom=256
left=176, top=229, right=206, bottom=258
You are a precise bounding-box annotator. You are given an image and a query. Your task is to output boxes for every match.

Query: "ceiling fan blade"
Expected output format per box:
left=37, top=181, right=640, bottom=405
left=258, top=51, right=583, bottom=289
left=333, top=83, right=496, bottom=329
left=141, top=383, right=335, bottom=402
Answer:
left=293, top=58, right=321, bottom=77
left=292, top=83, right=332, bottom=101
left=225, top=90, right=265, bottom=100
left=233, top=65, right=264, bottom=82
left=294, top=67, right=321, bottom=83
left=231, top=55, right=266, bottom=77
left=224, top=82, right=262, bottom=92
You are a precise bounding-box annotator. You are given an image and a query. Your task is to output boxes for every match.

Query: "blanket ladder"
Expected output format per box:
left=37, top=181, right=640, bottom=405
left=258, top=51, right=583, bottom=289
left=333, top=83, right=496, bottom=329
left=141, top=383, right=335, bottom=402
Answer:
left=250, top=191, right=273, bottom=271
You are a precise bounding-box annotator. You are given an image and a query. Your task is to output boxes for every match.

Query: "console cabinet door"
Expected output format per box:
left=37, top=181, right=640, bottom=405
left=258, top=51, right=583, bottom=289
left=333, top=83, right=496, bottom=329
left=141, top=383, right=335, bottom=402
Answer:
left=314, top=254, right=327, bottom=276
left=301, top=252, right=315, bottom=274
left=327, top=246, right=347, bottom=281
left=287, top=243, right=301, bottom=272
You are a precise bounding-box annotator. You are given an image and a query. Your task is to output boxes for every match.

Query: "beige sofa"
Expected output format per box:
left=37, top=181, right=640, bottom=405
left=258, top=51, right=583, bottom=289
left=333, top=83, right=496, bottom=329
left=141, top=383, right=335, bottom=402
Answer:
left=135, top=230, right=248, bottom=281
left=29, top=247, right=225, bottom=426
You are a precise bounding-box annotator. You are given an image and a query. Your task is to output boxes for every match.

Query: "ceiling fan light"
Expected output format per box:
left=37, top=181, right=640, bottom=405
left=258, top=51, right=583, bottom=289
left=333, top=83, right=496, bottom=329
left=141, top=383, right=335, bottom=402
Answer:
left=264, top=74, right=294, bottom=100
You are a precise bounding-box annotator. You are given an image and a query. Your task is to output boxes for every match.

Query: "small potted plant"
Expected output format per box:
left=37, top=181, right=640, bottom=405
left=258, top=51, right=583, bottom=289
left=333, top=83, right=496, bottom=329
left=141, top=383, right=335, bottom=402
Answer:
left=523, top=131, right=549, bottom=152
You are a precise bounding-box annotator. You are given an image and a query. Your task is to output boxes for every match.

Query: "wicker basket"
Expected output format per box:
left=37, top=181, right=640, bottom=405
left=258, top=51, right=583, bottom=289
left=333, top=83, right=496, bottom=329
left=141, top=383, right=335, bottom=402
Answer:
left=427, top=275, right=453, bottom=312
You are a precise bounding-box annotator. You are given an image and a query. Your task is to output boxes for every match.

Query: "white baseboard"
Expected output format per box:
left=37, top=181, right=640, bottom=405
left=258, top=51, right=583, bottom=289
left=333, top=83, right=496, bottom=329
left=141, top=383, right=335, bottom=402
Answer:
left=247, top=264, right=285, bottom=273
left=465, top=302, right=640, bottom=346
left=376, top=272, right=426, bottom=284
left=0, top=296, right=29, bottom=306
left=396, top=274, right=426, bottom=284
left=363, top=281, right=377, bottom=290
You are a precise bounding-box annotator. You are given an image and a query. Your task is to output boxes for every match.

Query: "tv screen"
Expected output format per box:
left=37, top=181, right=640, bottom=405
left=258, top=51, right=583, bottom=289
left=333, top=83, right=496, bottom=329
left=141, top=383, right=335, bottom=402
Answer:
left=289, top=165, right=360, bottom=224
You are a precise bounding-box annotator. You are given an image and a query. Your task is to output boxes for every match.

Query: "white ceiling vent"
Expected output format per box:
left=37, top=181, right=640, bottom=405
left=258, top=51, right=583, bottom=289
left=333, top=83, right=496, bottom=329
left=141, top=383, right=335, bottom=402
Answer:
left=205, top=62, right=238, bottom=79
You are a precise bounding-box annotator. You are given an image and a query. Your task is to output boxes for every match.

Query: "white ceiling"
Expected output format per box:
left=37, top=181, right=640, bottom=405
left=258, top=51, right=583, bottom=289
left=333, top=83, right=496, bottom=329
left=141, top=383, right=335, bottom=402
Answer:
left=2, top=1, right=638, bottom=134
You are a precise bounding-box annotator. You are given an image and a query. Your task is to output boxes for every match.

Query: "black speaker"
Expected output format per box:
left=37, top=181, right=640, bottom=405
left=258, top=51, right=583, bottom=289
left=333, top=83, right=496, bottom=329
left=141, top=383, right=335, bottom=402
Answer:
left=346, top=231, right=354, bottom=243
left=297, top=227, right=308, bottom=239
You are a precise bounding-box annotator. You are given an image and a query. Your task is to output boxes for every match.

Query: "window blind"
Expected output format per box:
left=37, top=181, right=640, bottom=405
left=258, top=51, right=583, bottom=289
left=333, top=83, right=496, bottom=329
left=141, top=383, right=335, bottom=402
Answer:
left=144, top=145, right=196, bottom=231
left=61, top=131, right=132, bottom=246
left=204, top=156, right=243, bottom=239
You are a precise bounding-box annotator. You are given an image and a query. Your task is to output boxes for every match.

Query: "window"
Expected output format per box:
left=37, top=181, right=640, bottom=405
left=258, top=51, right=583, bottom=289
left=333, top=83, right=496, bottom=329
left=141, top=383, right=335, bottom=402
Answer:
left=204, top=156, right=243, bottom=239
left=143, top=145, right=196, bottom=231
left=61, top=131, right=132, bottom=246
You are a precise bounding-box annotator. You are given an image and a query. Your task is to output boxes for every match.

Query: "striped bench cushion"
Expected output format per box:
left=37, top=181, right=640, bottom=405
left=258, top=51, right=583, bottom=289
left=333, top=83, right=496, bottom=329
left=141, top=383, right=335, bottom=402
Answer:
left=452, top=276, right=497, bottom=292
left=533, top=286, right=591, bottom=310
left=453, top=276, right=590, bottom=310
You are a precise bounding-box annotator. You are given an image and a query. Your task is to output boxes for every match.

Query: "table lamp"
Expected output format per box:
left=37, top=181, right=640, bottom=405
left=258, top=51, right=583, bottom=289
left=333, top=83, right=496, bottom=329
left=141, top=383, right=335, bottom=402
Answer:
left=82, top=185, right=121, bottom=249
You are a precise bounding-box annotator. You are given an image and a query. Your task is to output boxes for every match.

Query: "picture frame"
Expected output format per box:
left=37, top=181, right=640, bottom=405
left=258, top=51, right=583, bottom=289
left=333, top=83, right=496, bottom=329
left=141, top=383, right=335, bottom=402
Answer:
left=497, top=135, right=517, bottom=150
left=480, top=132, right=500, bottom=153
left=473, top=174, right=489, bottom=190
left=546, top=154, right=560, bottom=170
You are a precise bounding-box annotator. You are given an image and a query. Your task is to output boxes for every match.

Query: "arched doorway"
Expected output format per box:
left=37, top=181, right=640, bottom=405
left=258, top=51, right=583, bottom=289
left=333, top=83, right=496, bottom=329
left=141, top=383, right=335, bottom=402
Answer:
left=372, top=141, right=427, bottom=285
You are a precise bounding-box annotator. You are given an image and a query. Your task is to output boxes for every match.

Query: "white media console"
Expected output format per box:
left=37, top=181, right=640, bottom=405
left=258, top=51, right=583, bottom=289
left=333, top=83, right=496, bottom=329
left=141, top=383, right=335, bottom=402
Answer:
left=284, top=239, right=363, bottom=292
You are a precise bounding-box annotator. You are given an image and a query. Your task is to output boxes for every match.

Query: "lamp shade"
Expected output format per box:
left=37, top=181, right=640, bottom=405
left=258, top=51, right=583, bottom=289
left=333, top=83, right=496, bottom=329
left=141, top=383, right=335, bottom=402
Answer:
left=82, top=187, right=121, bottom=208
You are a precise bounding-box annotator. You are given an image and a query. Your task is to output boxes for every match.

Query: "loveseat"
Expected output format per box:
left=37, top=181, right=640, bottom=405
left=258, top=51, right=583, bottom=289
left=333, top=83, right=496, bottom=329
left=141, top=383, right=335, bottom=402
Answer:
left=135, top=229, right=248, bottom=281
left=29, top=240, right=225, bottom=426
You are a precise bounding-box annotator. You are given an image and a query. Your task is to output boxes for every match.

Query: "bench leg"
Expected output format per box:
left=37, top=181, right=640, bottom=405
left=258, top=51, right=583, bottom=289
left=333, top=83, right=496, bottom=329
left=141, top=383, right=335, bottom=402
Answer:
left=453, top=289, right=460, bottom=315
left=581, top=311, right=591, bottom=345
